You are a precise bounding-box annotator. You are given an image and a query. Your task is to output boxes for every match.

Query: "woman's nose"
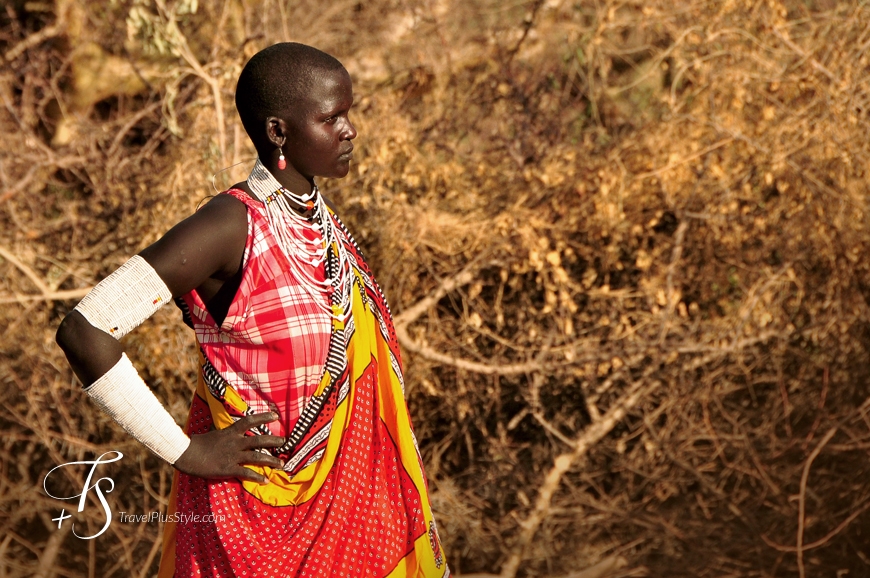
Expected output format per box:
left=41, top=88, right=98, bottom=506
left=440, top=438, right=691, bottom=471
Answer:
left=342, top=118, right=357, bottom=140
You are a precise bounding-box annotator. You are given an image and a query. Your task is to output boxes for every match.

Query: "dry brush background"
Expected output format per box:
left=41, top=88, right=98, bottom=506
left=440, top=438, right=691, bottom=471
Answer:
left=2, top=0, right=870, bottom=576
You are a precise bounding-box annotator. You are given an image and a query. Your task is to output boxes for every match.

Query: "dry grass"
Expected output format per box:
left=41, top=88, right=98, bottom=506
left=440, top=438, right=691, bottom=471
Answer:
left=2, top=0, right=870, bottom=576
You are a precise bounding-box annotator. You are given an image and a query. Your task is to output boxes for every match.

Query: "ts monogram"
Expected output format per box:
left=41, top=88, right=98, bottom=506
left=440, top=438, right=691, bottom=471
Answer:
left=42, top=451, right=123, bottom=540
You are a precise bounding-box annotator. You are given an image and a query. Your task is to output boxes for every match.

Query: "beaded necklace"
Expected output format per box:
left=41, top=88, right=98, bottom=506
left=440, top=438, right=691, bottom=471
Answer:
left=246, top=158, right=352, bottom=320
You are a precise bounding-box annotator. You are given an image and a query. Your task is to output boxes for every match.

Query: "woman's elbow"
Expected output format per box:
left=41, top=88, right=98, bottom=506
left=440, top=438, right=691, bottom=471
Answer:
left=56, top=311, right=123, bottom=386
left=55, top=311, right=88, bottom=353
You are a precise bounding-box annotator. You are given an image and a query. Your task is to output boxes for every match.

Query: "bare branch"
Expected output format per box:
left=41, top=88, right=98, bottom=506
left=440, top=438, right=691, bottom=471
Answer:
left=762, top=498, right=870, bottom=553
left=797, top=427, right=837, bottom=578
left=659, top=221, right=688, bottom=343
left=773, top=27, right=837, bottom=82
left=395, top=333, right=545, bottom=375
left=0, top=245, right=91, bottom=304
left=499, top=379, right=658, bottom=578
left=0, top=288, right=92, bottom=304
left=154, top=0, right=227, bottom=164
left=31, top=522, right=71, bottom=578
left=4, top=23, right=64, bottom=63
left=632, top=139, right=733, bottom=181
left=0, top=244, right=50, bottom=294
left=394, top=268, right=547, bottom=374
left=393, top=269, right=477, bottom=327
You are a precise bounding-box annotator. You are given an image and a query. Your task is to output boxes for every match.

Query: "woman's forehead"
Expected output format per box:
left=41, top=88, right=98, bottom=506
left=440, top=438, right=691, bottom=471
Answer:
left=296, top=69, right=353, bottom=113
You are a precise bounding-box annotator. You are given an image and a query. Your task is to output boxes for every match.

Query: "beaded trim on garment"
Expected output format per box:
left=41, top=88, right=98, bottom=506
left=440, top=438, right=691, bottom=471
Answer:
left=246, top=159, right=352, bottom=320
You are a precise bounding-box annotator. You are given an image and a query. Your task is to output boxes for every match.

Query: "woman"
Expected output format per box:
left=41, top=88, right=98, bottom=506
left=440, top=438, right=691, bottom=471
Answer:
left=56, top=42, right=448, bottom=577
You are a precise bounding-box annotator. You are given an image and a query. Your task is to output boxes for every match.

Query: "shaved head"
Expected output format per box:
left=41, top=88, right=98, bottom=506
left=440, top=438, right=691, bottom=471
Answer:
left=235, top=43, right=345, bottom=148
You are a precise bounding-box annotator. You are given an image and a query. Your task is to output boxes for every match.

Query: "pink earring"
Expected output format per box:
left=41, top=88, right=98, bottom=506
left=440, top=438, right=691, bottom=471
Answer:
left=277, top=147, right=286, bottom=170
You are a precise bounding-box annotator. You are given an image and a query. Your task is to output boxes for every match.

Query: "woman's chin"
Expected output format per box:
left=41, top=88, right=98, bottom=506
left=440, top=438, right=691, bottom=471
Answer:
left=328, top=163, right=351, bottom=179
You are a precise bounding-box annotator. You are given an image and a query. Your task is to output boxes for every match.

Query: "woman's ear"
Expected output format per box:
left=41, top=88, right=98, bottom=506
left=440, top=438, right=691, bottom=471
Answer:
left=265, top=117, right=288, bottom=148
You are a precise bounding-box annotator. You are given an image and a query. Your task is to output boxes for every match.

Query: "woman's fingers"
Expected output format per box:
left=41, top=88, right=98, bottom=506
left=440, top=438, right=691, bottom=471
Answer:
left=238, top=449, right=284, bottom=469
left=242, top=434, right=286, bottom=450
left=232, top=411, right=280, bottom=431
left=238, top=434, right=285, bottom=468
left=175, top=412, right=287, bottom=481
left=233, top=466, right=269, bottom=485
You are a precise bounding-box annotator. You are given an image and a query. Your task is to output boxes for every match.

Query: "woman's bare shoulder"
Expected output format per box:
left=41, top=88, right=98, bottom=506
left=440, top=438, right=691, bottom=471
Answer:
left=137, top=191, right=249, bottom=294
left=227, top=181, right=256, bottom=201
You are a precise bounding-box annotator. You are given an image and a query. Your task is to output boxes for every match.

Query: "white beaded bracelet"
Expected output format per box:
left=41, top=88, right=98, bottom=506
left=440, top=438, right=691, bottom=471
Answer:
left=75, top=255, right=172, bottom=339
left=85, top=353, right=190, bottom=465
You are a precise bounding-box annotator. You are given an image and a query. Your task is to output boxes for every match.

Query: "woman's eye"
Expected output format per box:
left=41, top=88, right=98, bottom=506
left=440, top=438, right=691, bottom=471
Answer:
left=325, top=116, right=336, bottom=124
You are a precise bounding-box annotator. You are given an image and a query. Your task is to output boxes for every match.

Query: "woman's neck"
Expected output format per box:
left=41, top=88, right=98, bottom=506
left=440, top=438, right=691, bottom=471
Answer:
left=258, top=157, right=314, bottom=197
left=246, top=159, right=319, bottom=217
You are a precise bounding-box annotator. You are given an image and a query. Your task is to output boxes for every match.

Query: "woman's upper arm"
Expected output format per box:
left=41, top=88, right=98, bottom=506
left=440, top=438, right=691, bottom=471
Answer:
left=138, top=194, right=249, bottom=297
left=56, top=195, right=247, bottom=386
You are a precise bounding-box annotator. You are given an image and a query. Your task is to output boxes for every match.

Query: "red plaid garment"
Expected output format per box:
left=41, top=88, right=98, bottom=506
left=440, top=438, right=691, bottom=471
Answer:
left=180, top=189, right=332, bottom=437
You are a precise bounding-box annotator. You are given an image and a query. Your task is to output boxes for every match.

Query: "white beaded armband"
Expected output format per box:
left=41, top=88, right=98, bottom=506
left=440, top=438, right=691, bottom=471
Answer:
left=85, top=354, right=190, bottom=464
left=74, top=255, right=172, bottom=339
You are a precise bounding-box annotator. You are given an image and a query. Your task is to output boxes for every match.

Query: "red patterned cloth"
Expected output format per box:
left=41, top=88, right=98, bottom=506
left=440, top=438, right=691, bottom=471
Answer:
left=158, top=188, right=448, bottom=577
left=165, top=364, right=429, bottom=576
left=180, top=189, right=332, bottom=436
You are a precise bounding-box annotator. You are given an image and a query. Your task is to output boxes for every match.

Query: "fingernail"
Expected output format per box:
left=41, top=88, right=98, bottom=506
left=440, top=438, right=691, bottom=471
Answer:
left=271, top=412, right=279, bottom=420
